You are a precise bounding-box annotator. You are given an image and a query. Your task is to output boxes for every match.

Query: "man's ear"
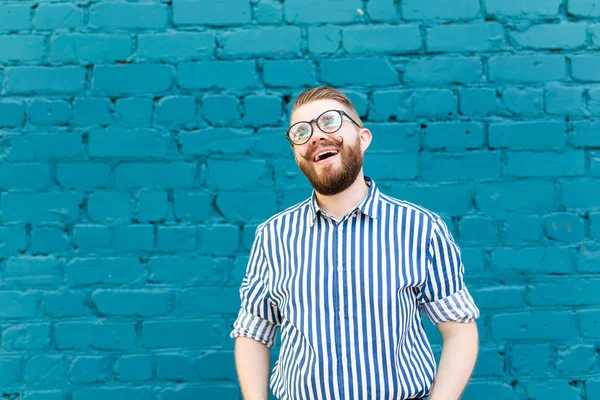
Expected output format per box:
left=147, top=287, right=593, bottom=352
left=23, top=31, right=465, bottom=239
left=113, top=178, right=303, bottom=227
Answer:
left=359, top=128, right=372, bottom=152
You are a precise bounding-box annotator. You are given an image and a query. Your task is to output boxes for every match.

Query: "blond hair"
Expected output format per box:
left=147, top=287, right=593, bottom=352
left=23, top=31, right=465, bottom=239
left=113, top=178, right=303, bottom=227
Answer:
left=292, top=86, right=363, bottom=128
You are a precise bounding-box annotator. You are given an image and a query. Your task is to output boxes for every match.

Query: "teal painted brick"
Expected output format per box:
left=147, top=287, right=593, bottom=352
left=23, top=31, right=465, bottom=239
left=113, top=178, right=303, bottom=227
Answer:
left=25, top=390, right=63, bottom=400
left=90, top=2, right=168, bottom=30
left=92, top=290, right=171, bottom=316
left=369, top=90, right=412, bottom=121
left=0, top=291, right=39, bottom=318
left=255, top=0, right=283, bottom=23
left=577, top=246, right=600, bottom=272
left=367, top=123, right=420, bottom=153
left=545, top=86, right=585, bottom=116
left=569, top=0, right=600, bottom=17
left=25, top=355, right=66, bottom=384
left=73, top=225, right=111, bottom=251
left=510, top=344, right=552, bottom=374
left=220, top=27, right=302, bottom=57
left=112, top=225, right=153, bottom=251
left=173, top=192, right=211, bottom=222
left=472, top=347, right=505, bottom=376
left=500, top=87, right=544, bottom=115
left=308, top=26, right=341, bottom=54
left=589, top=87, right=600, bottom=115
left=0, top=357, right=22, bottom=386
left=528, top=279, right=600, bottom=306
left=27, top=100, right=71, bottom=125
left=462, top=382, right=516, bottom=400
left=148, top=256, right=230, bottom=284
left=263, top=60, right=317, bottom=87
left=320, top=58, right=399, bottom=86
left=87, top=191, right=131, bottom=223
left=115, top=98, right=153, bottom=126
left=367, top=0, right=399, bottom=22
left=177, top=61, right=260, bottom=89
left=500, top=214, right=543, bottom=244
left=427, top=23, right=505, bottom=52
left=31, top=228, right=70, bottom=254
left=156, top=353, right=194, bottom=381
left=505, top=150, right=585, bottom=177
left=578, top=310, right=600, bottom=339
left=403, top=0, right=480, bottom=20
left=57, top=162, right=110, bottom=189
left=159, top=386, right=240, bottom=400
left=199, top=225, right=239, bottom=255
left=202, top=95, right=241, bottom=124
left=143, top=319, right=226, bottom=348
left=343, top=25, right=421, bottom=53
left=0, top=5, right=32, bottom=31
left=421, top=152, right=501, bottom=181
left=114, top=162, right=195, bottom=189
left=198, top=351, right=237, bottom=380
left=54, top=321, right=136, bottom=350
left=383, top=182, right=474, bottom=215
left=73, top=387, right=153, bottom=400
left=491, top=311, right=577, bottom=340
left=42, top=291, right=87, bottom=317
left=592, top=151, right=600, bottom=177
left=244, top=95, right=282, bottom=125
left=138, top=32, right=214, bottom=61
left=93, top=64, right=174, bottom=95
left=490, top=247, right=574, bottom=274
left=0, top=36, right=45, bottom=62
left=0, top=163, right=50, bottom=190
left=344, top=90, right=369, bottom=117
left=413, top=89, right=457, bottom=117
left=425, top=122, right=484, bottom=150
left=73, top=98, right=112, bottom=126
left=51, top=34, right=132, bottom=64
left=511, top=23, right=587, bottom=50
left=136, top=191, right=169, bottom=222
left=36, top=4, right=83, bottom=30
left=70, top=356, right=108, bottom=383
left=459, top=88, right=497, bottom=117
left=364, top=154, right=418, bottom=180
left=545, top=213, right=586, bottom=242
left=0, top=225, right=27, bottom=256
left=2, top=323, right=50, bottom=350
left=459, top=216, right=498, bottom=244
left=404, top=57, right=482, bottom=85
left=556, top=344, right=596, bottom=374
left=486, top=0, right=562, bottom=17
left=489, top=121, right=565, bottom=149
left=5, top=66, right=86, bottom=94
left=489, top=55, right=566, bottom=83
left=254, top=127, right=292, bottom=155
left=65, top=257, right=143, bottom=287
left=173, top=0, right=251, bottom=26
left=571, top=121, right=600, bottom=147
left=154, top=96, right=196, bottom=125
left=285, top=0, right=362, bottom=23
left=89, top=127, right=170, bottom=158
left=206, top=160, right=269, bottom=190
left=523, top=380, right=583, bottom=399
left=589, top=379, right=600, bottom=400
left=1, top=192, right=81, bottom=223
left=157, top=225, right=196, bottom=252
left=471, top=286, right=525, bottom=310
left=0, top=100, right=25, bottom=127
left=216, top=191, right=279, bottom=221
left=114, top=354, right=152, bottom=382
left=180, top=287, right=239, bottom=315
left=571, top=54, right=600, bottom=82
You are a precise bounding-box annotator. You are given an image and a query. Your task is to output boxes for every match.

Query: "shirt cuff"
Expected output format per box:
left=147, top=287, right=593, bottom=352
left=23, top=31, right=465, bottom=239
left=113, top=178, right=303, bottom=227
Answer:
left=421, top=287, right=481, bottom=325
left=229, top=308, right=279, bottom=348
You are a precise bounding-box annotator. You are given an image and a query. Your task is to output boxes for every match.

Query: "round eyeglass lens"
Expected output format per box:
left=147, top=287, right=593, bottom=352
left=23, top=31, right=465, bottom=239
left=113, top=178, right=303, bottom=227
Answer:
left=318, top=110, right=342, bottom=132
left=289, top=122, right=312, bottom=144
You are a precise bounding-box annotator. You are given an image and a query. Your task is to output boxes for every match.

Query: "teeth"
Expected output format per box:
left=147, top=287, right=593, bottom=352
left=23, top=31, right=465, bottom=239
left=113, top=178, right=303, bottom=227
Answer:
left=314, top=150, right=339, bottom=162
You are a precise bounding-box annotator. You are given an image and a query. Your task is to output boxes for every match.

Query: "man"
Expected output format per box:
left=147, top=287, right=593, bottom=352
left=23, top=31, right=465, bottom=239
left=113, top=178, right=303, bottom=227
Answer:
left=230, top=86, right=480, bottom=400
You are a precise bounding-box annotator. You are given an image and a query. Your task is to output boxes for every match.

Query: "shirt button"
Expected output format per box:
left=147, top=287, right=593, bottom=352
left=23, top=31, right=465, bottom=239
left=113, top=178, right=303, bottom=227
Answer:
left=337, top=267, right=343, bottom=273
left=339, top=311, right=345, bottom=318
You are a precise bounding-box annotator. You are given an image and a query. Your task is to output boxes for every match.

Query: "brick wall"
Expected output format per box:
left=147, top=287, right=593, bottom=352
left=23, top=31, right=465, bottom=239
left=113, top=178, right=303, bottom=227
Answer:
left=0, top=0, right=599, bottom=399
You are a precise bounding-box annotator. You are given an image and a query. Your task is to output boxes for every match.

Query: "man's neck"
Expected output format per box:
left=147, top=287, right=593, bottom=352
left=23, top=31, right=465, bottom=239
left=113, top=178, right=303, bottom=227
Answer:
left=314, top=173, right=370, bottom=221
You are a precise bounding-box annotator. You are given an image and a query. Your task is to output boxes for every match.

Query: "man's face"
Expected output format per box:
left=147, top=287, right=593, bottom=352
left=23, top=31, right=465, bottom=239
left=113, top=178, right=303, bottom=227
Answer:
left=289, top=99, right=370, bottom=196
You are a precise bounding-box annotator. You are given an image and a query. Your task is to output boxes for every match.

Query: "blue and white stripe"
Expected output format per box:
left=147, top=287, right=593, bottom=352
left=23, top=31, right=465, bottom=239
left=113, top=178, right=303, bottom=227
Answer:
left=231, top=176, right=480, bottom=400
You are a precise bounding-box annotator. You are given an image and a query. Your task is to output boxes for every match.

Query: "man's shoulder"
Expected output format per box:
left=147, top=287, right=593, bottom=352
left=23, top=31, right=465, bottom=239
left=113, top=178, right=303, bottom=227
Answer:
left=378, top=191, right=442, bottom=224
left=255, top=197, right=312, bottom=233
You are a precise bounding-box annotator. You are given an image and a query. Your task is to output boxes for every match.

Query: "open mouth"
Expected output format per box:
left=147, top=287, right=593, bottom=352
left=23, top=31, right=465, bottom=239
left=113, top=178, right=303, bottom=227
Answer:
left=313, top=149, right=339, bottom=163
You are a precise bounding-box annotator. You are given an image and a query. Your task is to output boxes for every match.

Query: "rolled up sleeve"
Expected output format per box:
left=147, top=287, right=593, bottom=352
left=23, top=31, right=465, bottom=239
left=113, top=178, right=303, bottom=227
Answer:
left=230, top=227, right=281, bottom=348
left=419, top=217, right=480, bottom=325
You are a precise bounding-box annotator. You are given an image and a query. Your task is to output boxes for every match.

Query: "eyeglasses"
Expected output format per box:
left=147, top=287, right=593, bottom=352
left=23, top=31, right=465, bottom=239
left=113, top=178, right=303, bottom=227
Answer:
left=285, top=109, right=362, bottom=146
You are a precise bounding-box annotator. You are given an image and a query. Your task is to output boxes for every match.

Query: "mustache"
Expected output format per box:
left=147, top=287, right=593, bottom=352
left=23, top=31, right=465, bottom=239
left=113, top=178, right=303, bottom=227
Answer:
left=301, top=137, right=344, bottom=161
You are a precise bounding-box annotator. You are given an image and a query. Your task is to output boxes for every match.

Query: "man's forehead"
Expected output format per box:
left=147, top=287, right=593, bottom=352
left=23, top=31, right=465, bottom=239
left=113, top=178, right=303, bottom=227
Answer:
left=290, top=99, right=347, bottom=125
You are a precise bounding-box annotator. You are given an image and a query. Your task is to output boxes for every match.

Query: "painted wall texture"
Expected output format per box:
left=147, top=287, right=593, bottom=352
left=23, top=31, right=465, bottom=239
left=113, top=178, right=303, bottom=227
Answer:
left=0, top=0, right=599, bottom=399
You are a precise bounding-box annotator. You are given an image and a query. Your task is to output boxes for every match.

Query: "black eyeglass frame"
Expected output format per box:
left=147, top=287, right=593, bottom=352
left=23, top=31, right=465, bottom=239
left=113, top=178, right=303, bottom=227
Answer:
left=285, top=109, right=362, bottom=146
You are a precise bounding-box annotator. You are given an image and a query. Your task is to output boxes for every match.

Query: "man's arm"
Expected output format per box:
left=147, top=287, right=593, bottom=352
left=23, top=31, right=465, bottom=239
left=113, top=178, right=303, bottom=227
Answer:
left=428, top=321, right=479, bottom=400
left=235, top=337, right=271, bottom=400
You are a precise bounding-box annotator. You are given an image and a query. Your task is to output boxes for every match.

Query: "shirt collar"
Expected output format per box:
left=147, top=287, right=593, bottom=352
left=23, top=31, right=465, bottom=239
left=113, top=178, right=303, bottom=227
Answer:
left=309, top=176, right=381, bottom=226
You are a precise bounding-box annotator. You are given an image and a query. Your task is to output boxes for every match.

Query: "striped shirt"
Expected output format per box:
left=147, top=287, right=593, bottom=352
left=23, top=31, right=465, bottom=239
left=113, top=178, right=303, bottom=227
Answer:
left=230, top=176, right=480, bottom=400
